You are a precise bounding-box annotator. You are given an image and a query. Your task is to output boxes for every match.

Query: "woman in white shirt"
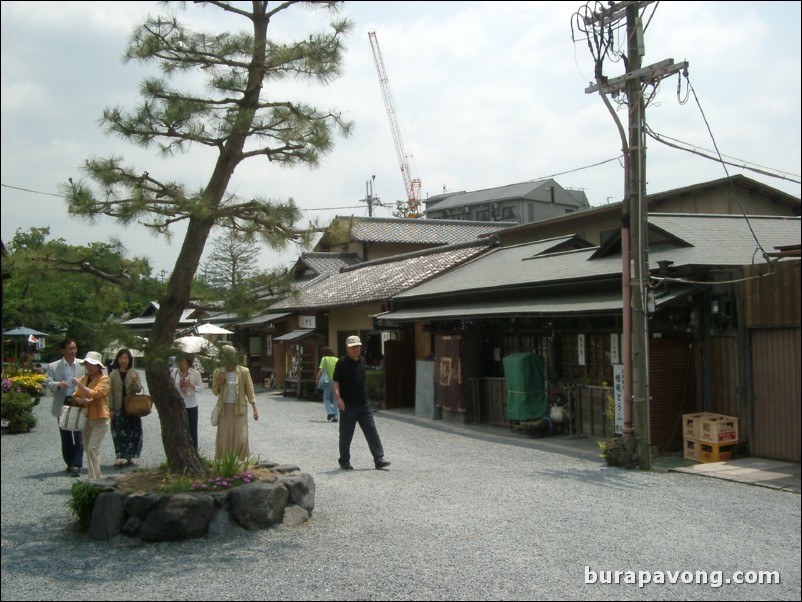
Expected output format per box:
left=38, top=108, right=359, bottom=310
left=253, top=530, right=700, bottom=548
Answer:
left=172, top=354, right=204, bottom=450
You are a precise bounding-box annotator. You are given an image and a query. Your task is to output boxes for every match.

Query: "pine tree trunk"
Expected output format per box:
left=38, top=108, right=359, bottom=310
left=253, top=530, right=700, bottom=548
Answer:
left=146, top=363, right=208, bottom=477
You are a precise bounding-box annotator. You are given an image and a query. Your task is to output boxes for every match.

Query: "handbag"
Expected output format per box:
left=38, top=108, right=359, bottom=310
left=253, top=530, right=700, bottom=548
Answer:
left=317, top=358, right=332, bottom=389
left=210, top=404, right=221, bottom=427
left=59, top=405, right=87, bottom=431
left=124, top=394, right=153, bottom=418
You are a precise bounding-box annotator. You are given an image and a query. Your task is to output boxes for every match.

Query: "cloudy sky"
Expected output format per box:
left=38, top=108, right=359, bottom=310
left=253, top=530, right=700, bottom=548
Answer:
left=2, top=1, right=800, bottom=277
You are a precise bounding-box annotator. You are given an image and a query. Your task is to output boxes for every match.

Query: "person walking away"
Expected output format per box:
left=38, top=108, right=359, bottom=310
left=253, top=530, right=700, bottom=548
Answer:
left=211, top=345, right=258, bottom=460
left=70, top=351, right=110, bottom=481
left=44, top=339, right=85, bottom=475
left=172, top=353, right=204, bottom=450
left=333, top=336, right=391, bottom=470
left=317, top=346, right=339, bottom=422
left=108, top=348, right=144, bottom=467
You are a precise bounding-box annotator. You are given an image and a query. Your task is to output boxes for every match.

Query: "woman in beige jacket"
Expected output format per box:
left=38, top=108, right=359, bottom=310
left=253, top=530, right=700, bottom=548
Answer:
left=211, top=345, right=258, bottom=460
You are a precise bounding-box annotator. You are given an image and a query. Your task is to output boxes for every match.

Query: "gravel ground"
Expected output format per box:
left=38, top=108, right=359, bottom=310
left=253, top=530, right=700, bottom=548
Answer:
left=2, top=385, right=800, bottom=601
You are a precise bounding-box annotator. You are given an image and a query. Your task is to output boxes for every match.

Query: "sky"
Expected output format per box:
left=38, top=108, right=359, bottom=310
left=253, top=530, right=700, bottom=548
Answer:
left=2, top=1, right=800, bottom=278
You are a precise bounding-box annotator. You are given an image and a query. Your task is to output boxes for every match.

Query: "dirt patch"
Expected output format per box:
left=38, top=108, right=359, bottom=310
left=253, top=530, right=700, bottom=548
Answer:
left=115, top=466, right=276, bottom=494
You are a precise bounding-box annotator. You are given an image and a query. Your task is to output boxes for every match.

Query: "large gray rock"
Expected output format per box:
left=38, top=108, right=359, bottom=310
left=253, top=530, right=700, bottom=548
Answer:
left=123, top=493, right=159, bottom=520
left=278, top=473, right=316, bottom=513
left=283, top=505, right=311, bottom=527
left=229, top=481, right=288, bottom=530
left=138, top=493, right=216, bottom=542
left=207, top=507, right=248, bottom=538
left=88, top=492, right=128, bottom=540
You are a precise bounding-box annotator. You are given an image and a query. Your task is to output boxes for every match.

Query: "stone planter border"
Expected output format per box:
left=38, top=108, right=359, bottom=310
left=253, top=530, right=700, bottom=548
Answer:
left=84, top=462, right=315, bottom=542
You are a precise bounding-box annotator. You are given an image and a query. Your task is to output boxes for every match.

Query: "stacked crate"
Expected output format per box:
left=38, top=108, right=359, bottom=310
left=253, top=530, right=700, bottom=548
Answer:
left=683, top=412, right=739, bottom=463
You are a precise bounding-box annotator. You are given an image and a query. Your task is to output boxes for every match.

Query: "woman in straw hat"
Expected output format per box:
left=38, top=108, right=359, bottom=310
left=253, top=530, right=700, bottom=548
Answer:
left=71, top=351, right=111, bottom=480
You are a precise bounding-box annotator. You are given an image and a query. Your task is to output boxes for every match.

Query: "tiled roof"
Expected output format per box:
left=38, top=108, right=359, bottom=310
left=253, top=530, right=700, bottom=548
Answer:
left=424, top=179, right=588, bottom=211
left=295, top=252, right=361, bottom=276
left=122, top=308, right=196, bottom=327
left=271, top=240, right=495, bottom=311
left=316, top=216, right=515, bottom=249
left=394, top=214, right=801, bottom=300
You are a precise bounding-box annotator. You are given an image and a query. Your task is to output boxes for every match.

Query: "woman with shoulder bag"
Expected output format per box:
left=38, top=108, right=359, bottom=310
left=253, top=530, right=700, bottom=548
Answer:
left=70, top=351, right=111, bottom=481
left=211, top=345, right=259, bottom=461
left=108, top=349, right=144, bottom=467
left=316, top=346, right=338, bottom=422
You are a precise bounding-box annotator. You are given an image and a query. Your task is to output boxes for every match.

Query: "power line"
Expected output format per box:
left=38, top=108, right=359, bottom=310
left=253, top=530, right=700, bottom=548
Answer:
left=528, top=155, right=624, bottom=182
left=1, top=183, right=64, bottom=198
left=0, top=184, right=366, bottom=212
left=682, top=73, right=771, bottom=261
left=644, top=127, right=802, bottom=184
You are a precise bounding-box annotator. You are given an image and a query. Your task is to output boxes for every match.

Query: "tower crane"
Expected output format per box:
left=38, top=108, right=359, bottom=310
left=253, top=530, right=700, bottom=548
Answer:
left=368, top=31, right=422, bottom=218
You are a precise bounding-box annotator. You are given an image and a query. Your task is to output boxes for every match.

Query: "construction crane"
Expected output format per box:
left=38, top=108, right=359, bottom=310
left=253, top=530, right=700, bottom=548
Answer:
left=368, top=31, right=422, bottom=218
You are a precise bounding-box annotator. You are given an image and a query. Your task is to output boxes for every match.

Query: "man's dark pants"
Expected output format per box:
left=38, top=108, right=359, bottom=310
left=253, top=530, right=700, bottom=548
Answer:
left=59, top=424, right=84, bottom=468
left=338, top=403, right=385, bottom=464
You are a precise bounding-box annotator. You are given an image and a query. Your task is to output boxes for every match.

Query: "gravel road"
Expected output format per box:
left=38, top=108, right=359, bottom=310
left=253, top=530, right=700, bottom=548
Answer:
left=2, top=386, right=800, bottom=601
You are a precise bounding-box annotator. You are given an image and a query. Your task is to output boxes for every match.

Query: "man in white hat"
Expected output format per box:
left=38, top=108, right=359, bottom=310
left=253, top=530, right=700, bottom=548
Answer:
left=333, top=335, right=391, bottom=470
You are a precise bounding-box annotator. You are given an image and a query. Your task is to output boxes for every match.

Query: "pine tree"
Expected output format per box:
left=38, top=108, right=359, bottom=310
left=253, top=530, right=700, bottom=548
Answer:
left=61, top=2, right=353, bottom=475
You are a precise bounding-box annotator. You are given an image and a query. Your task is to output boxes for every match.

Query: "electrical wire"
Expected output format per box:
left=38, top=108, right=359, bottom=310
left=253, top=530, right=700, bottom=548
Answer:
left=1, top=183, right=64, bottom=198
left=673, top=73, right=772, bottom=264
left=644, top=127, right=801, bottom=184
left=0, top=183, right=366, bottom=212
left=650, top=272, right=771, bottom=287
left=528, top=155, right=624, bottom=182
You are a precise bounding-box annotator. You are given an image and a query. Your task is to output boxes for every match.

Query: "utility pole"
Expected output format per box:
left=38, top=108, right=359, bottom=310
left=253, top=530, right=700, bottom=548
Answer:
left=363, top=176, right=381, bottom=217
left=581, top=1, right=688, bottom=469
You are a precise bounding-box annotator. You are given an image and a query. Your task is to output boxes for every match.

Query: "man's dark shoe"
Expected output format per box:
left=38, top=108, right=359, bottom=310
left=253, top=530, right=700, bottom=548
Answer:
left=339, top=462, right=353, bottom=470
left=375, top=459, right=391, bottom=470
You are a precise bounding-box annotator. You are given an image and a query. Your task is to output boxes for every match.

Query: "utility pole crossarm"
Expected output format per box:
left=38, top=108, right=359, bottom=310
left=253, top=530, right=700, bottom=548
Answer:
left=585, top=59, right=688, bottom=94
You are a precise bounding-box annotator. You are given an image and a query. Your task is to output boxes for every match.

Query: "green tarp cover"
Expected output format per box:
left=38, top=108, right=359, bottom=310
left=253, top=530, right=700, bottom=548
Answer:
left=503, top=352, right=547, bottom=421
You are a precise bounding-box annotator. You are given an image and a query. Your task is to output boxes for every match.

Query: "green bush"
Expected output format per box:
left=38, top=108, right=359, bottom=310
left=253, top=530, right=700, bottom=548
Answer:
left=67, top=481, right=103, bottom=530
left=0, top=391, right=38, bottom=433
left=365, top=370, right=384, bottom=404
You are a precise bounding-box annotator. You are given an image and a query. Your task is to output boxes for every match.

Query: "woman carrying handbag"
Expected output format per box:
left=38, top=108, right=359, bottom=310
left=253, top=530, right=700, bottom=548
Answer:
left=108, top=348, right=144, bottom=467
left=70, top=351, right=110, bottom=481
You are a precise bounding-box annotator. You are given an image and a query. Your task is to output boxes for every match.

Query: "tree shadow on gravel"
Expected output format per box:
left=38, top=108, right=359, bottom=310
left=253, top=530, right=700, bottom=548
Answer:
left=533, top=466, right=654, bottom=490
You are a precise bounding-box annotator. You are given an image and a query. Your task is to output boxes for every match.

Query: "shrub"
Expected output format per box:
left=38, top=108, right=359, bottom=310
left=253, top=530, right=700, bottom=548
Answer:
left=190, top=452, right=259, bottom=492
left=211, top=451, right=256, bottom=478
left=0, top=391, right=38, bottom=433
left=67, top=481, right=103, bottom=530
left=365, top=370, right=384, bottom=405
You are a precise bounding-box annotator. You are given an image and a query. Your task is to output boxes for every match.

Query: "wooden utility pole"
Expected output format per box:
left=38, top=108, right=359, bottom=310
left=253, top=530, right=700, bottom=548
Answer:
left=583, top=1, right=688, bottom=469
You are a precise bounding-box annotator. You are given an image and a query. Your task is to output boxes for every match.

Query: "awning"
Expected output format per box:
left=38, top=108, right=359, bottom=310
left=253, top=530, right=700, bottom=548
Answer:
left=3, top=326, right=49, bottom=337
left=237, top=312, right=292, bottom=327
left=374, top=287, right=693, bottom=323
left=273, top=329, right=320, bottom=342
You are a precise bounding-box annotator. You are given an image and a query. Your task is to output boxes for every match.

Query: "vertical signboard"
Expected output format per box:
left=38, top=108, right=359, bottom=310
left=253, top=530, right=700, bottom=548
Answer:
left=610, top=333, right=620, bottom=365
left=613, top=363, right=624, bottom=435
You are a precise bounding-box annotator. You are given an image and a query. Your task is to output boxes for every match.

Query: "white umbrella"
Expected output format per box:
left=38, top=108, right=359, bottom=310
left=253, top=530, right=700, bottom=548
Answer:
left=175, top=335, right=218, bottom=355
left=195, top=323, right=233, bottom=335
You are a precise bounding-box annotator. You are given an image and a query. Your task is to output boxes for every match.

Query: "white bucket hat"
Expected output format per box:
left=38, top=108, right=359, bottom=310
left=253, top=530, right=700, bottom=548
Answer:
left=346, top=335, right=362, bottom=347
left=80, top=351, right=104, bottom=367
